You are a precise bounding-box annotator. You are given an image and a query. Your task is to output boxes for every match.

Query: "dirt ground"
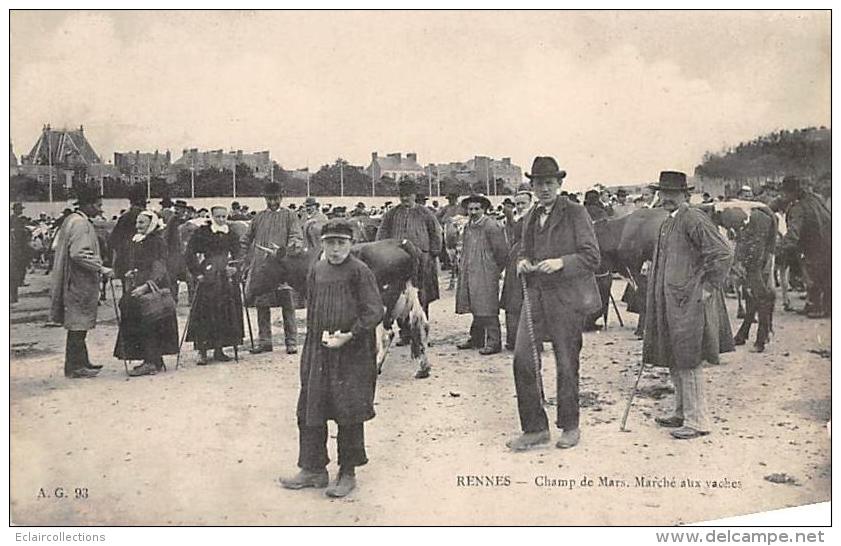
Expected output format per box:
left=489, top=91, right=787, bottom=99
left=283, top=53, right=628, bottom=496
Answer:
left=9, top=269, right=831, bottom=526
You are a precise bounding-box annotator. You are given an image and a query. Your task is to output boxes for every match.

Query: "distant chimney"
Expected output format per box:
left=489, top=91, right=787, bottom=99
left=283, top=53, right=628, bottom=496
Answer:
left=502, top=157, right=511, bottom=165
left=371, top=152, right=378, bottom=161
left=407, top=153, right=417, bottom=163
left=79, top=125, right=84, bottom=133
left=387, top=153, right=401, bottom=160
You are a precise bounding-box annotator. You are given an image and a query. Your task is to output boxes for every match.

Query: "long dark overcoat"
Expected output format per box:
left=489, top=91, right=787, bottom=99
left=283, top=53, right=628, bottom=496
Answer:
left=184, top=225, right=245, bottom=350
left=643, top=204, right=735, bottom=369
left=455, top=215, right=509, bottom=316
left=297, top=256, right=384, bottom=426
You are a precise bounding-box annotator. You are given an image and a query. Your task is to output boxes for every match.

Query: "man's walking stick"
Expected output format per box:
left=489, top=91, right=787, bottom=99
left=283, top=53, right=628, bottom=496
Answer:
left=108, top=279, right=129, bottom=376
left=610, top=292, right=625, bottom=327
left=520, top=274, right=546, bottom=405
left=240, top=281, right=256, bottom=352
left=620, top=358, right=647, bottom=432
left=176, top=281, right=201, bottom=369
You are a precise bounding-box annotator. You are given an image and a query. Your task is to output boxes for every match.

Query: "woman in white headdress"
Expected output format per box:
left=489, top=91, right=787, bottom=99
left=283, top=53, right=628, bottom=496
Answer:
left=114, top=210, right=180, bottom=376
left=184, top=205, right=244, bottom=365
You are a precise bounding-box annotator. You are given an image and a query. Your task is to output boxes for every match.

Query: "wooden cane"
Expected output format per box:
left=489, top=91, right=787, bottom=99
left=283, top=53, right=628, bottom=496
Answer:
left=520, top=274, right=546, bottom=405
left=610, top=292, right=625, bottom=327
left=240, top=281, right=256, bottom=351
left=620, top=358, right=647, bottom=432
left=176, top=281, right=201, bottom=369
left=108, top=279, right=130, bottom=376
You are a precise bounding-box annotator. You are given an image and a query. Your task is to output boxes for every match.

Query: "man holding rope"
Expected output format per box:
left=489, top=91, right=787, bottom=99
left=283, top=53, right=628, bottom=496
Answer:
left=507, top=157, right=602, bottom=451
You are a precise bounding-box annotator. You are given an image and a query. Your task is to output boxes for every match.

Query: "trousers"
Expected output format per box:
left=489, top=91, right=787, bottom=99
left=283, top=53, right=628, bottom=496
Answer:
left=257, top=291, right=297, bottom=349
left=513, top=288, right=585, bottom=432
left=735, top=288, right=774, bottom=346
left=65, top=330, right=90, bottom=376
left=670, top=367, right=710, bottom=432
left=297, top=421, right=367, bottom=471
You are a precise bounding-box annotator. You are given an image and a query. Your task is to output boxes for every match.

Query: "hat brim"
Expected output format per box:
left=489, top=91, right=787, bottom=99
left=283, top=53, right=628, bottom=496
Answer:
left=460, top=196, right=492, bottom=210
left=526, top=170, right=566, bottom=180
left=648, top=184, right=695, bottom=191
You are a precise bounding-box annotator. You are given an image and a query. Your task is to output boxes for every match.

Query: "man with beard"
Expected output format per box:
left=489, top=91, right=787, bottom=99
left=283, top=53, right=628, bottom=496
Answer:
left=643, top=171, right=734, bottom=440
left=243, top=182, right=304, bottom=354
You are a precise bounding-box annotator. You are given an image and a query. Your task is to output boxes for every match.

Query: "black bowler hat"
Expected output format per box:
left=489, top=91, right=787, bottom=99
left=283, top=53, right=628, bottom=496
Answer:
left=174, top=200, right=188, bottom=208
left=320, top=219, right=354, bottom=240
left=460, top=193, right=492, bottom=210
left=649, top=171, right=694, bottom=191
left=525, top=156, right=566, bottom=180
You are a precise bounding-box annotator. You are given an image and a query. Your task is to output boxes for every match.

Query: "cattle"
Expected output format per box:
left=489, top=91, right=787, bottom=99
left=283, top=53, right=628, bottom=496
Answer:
left=246, top=238, right=433, bottom=379
left=594, top=207, right=668, bottom=337
left=442, top=215, right=469, bottom=290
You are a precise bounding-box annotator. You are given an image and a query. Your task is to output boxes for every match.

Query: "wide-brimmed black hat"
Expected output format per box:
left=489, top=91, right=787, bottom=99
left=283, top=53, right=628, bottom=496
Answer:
left=781, top=175, right=805, bottom=193
left=525, top=156, right=566, bottom=180
left=127, top=184, right=147, bottom=205
left=320, top=218, right=354, bottom=240
left=174, top=200, right=188, bottom=208
left=649, top=171, right=693, bottom=191
left=303, top=196, right=319, bottom=207
left=460, top=193, right=492, bottom=210
left=74, top=185, right=103, bottom=206
left=12, top=202, right=24, bottom=211
left=263, top=181, right=282, bottom=197
left=398, top=178, right=417, bottom=195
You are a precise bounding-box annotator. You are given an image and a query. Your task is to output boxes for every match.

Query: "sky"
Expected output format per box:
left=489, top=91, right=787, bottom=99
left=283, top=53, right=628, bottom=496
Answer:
left=10, top=10, right=830, bottom=190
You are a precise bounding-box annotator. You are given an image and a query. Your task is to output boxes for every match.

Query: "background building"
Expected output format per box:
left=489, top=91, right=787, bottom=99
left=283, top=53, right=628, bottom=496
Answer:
left=114, top=150, right=172, bottom=182
left=366, top=152, right=425, bottom=181
left=170, top=148, right=273, bottom=179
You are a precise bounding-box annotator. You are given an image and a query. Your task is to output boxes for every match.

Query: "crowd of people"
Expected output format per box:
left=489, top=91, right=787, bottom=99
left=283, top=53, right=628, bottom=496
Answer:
left=11, top=154, right=831, bottom=498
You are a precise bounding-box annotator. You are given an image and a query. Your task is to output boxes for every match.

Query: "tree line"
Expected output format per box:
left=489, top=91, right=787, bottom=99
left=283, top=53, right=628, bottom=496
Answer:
left=694, top=126, right=831, bottom=195
left=10, top=158, right=513, bottom=201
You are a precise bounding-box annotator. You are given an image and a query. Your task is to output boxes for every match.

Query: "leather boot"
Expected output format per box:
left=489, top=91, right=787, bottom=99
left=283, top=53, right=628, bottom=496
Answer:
left=457, top=319, right=483, bottom=349
left=478, top=317, right=501, bottom=355
left=325, top=467, right=357, bottom=498
left=279, top=468, right=329, bottom=490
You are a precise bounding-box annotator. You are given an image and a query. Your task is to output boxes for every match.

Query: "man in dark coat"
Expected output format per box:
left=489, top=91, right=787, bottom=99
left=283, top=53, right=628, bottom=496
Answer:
left=279, top=219, right=384, bottom=498
left=302, top=197, right=328, bottom=253
left=507, top=157, right=602, bottom=452
left=10, top=202, right=31, bottom=303
left=776, top=175, right=831, bottom=318
left=732, top=205, right=778, bottom=352
left=500, top=186, right=535, bottom=349
left=584, top=190, right=611, bottom=222
left=455, top=194, right=509, bottom=354
left=109, top=185, right=147, bottom=287
left=50, top=187, right=115, bottom=378
left=242, top=182, right=304, bottom=354
left=643, top=171, right=734, bottom=440
left=376, top=178, right=443, bottom=345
